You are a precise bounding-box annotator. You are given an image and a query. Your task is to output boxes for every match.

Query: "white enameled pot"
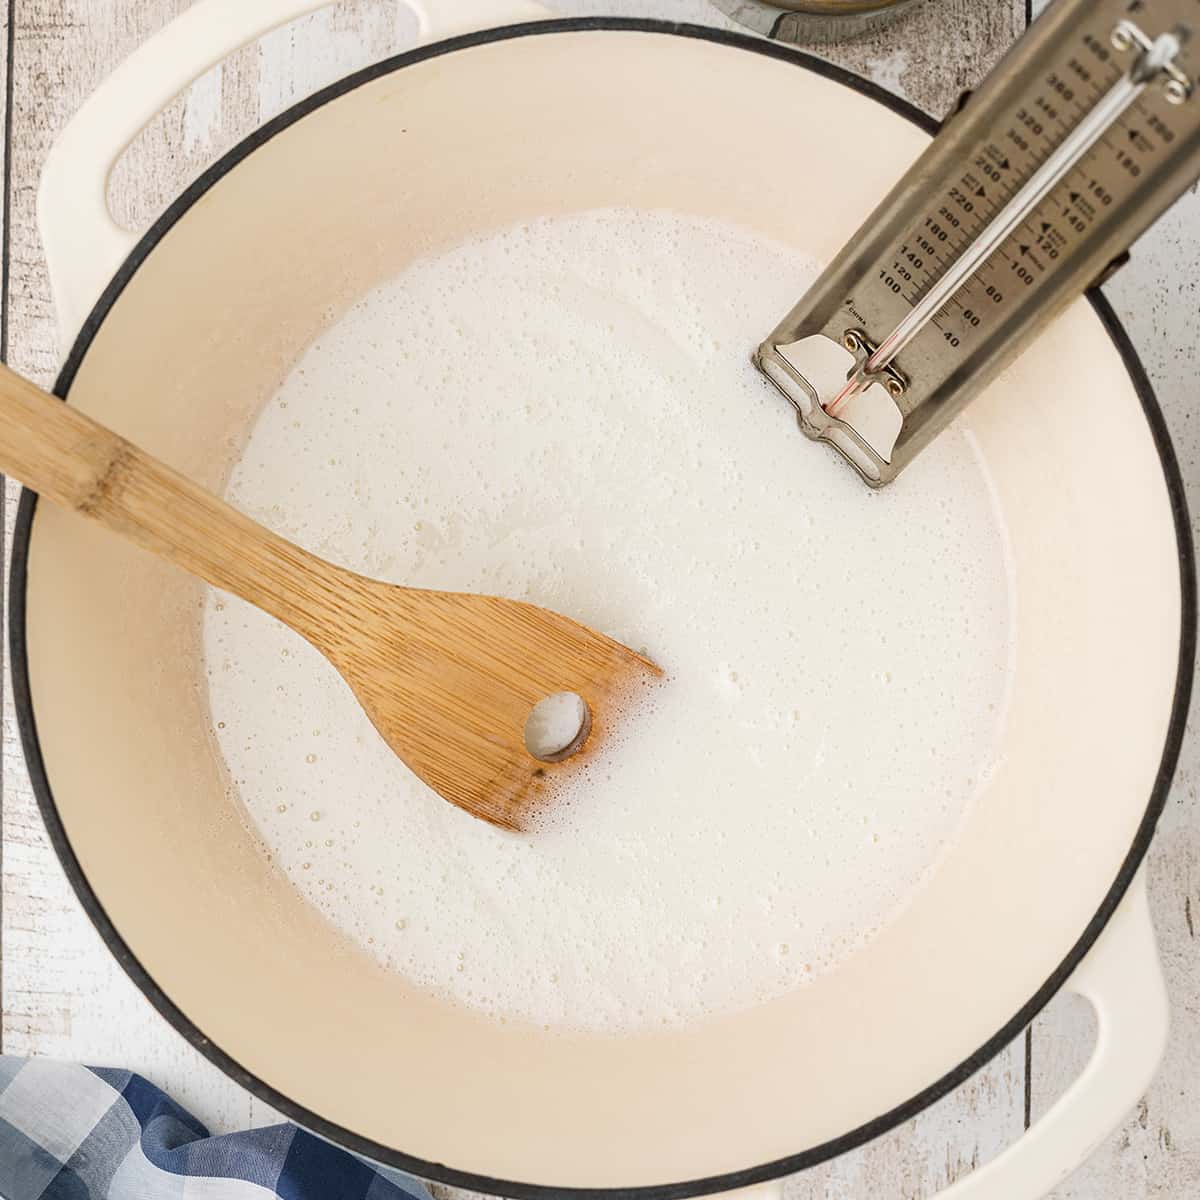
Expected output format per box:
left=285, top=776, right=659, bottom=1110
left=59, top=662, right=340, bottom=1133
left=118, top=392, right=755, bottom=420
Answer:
left=10, top=2, right=1194, bottom=1198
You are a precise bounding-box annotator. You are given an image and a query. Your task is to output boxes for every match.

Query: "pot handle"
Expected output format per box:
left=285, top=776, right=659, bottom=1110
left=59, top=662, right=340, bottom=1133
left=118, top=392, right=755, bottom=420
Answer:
left=745, top=870, right=1166, bottom=1200
left=38, top=0, right=553, bottom=352
left=931, top=869, right=1167, bottom=1199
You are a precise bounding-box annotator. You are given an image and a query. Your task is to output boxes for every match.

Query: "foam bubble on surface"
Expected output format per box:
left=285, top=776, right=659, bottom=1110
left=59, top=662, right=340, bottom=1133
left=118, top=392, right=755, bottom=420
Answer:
left=203, top=208, right=1014, bottom=1034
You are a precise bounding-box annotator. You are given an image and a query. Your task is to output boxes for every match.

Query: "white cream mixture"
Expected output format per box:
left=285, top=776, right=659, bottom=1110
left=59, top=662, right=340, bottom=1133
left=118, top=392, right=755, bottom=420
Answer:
left=204, top=209, right=1014, bottom=1033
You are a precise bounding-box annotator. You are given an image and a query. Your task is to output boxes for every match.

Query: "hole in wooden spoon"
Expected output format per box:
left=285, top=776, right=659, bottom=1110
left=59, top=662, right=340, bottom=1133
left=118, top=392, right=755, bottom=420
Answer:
left=525, top=692, right=592, bottom=763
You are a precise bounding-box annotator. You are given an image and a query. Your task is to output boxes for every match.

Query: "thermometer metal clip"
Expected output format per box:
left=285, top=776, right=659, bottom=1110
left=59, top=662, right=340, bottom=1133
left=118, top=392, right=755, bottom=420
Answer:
left=756, top=0, right=1200, bottom=486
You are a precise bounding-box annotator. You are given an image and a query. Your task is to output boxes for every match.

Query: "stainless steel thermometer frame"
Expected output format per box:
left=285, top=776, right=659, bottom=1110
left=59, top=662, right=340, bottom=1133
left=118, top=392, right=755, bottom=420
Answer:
left=756, top=0, right=1200, bottom=486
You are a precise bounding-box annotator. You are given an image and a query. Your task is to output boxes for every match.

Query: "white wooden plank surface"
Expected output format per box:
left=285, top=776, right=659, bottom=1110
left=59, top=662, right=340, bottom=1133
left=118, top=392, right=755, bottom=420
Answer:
left=3, top=2, right=1196, bottom=1198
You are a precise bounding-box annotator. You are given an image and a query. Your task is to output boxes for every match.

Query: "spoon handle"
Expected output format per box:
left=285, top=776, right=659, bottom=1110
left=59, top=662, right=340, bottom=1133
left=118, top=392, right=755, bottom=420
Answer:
left=0, top=362, right=346, bottom=641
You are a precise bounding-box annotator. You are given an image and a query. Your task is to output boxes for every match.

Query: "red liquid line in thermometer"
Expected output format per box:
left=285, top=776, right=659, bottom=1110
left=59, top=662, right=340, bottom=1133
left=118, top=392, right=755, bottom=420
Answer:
left=826, top=371, right=868, bottom=419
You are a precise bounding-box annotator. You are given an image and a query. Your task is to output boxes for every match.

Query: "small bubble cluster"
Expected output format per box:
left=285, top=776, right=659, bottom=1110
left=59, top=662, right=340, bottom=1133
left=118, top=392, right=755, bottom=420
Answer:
left=202, top=209, right=1015, bottom=1035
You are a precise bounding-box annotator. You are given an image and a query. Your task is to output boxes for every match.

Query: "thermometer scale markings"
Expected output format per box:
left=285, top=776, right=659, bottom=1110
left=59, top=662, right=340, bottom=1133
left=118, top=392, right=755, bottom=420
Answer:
left=877, top=40, right=1136, bottom=360
left=832, top=20, right=1186, bottom=419
left=956, top=87, right=1179, bottom=338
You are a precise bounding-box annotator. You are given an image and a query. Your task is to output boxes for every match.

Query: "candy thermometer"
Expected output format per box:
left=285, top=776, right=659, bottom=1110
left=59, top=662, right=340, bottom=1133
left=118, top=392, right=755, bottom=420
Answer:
left=756, top=0, right=1200, bottom=485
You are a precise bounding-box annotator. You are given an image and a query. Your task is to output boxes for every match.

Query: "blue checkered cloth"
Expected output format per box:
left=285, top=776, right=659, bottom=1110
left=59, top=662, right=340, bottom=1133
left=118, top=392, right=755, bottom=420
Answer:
left=0, top=1056, right=432, bottom=1199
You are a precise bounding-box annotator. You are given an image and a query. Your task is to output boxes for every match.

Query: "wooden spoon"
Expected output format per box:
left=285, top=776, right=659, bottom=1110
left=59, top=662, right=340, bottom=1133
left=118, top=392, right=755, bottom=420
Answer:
left=0, top=364, right=660, bottom=831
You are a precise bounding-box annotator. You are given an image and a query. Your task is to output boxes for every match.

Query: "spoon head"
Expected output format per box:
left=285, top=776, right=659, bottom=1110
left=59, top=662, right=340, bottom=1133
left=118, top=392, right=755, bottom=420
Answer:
left=332, top=588, right=661, bottom=831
